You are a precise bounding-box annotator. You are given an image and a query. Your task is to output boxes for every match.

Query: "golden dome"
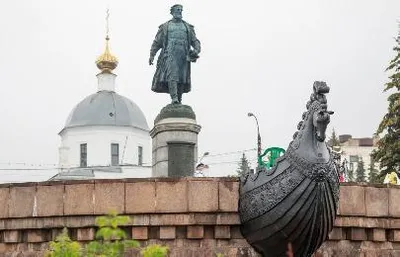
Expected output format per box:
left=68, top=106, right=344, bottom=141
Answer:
left=96, top=36, right=118, bottom=72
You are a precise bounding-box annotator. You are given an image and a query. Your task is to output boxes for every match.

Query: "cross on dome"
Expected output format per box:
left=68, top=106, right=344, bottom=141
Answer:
left=95, top=8, right=118, bottom=73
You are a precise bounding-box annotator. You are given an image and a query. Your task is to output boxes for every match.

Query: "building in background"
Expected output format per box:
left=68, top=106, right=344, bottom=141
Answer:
left=338, top=134, right=379, bottom=180
left=51, top=33, right=151, bottom=180
left=0, top=34, right=152, bottom=183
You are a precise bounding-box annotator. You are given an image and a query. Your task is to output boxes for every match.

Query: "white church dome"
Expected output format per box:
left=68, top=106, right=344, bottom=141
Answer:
left=56, top=17, right=152, bottom=179
left=61, top=91, right=149, bottom=132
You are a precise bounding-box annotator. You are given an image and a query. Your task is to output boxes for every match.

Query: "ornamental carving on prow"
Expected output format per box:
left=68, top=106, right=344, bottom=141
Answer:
left=285, top=146, right=338, bottom=183
left=238, top=81, right=339, bottom=257
left=239, top=167, right=305, bottom=223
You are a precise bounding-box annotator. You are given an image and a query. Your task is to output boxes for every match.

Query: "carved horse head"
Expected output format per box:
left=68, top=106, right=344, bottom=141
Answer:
left=313, top=108, right=334, bottom=142
left=311, top=81, right=334, bottom=143
left=289, top=81, right=334, bottom=162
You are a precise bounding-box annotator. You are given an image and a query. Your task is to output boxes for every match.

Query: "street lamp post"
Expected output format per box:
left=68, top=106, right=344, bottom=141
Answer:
left=195, top=152, right=210, bottom=177
left=198, top=152, right=210, bottom=164
left=248, top=113, right=262, bottom=166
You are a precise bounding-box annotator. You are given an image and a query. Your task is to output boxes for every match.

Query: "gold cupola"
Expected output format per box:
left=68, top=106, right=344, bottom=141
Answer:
left=96, top=9, right=118, bottom=73
left=96, top=35, right=118, bottom=73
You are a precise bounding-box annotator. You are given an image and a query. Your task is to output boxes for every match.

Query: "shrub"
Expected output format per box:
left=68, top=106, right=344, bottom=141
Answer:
left=44, top=228, right=82, bottom=257
left=140, top=244, right=169, bottom=257
left=85, top=210, right=139, bottom=257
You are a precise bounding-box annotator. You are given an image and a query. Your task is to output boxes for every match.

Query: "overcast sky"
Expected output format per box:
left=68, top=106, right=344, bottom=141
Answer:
left=0, top=0, right=399, bottom=180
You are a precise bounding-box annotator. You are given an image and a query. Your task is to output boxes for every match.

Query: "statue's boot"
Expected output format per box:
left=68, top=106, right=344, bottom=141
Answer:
left=177, top=84, right=183, bottom=104
left=169, top=81, right=179, bottom=104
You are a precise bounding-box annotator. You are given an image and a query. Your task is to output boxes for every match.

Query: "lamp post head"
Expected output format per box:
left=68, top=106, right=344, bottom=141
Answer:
left=248, top=112, right=254, bottom=117
left=198, top=152, right=210, bottom=163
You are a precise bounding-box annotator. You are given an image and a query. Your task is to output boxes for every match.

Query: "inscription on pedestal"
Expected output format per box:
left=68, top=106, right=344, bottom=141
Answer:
left=168, top=142, right=195, bottom=177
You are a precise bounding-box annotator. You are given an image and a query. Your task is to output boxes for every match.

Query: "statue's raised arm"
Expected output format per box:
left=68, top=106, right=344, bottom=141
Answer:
left=149, top=4, right=201, bottom=105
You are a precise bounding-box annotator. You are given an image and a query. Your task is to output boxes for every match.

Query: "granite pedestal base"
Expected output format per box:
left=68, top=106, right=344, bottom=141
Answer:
left=150, top=104, right=201, bottom=177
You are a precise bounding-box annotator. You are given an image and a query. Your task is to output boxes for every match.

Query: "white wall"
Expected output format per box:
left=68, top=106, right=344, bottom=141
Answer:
left=59, top=126, right=151, bottom=168
left=95, top=166, right=151, bottom=178
left=341, top=145, right=378, bottom=179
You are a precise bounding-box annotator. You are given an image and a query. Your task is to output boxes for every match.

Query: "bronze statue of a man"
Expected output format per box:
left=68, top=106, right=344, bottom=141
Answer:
left=149, top=4, right=201, bottom=104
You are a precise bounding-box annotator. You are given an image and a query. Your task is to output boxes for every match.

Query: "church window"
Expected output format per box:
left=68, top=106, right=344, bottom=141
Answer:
left=111, top=143, right=119, bottom=166
left=138, top=146, right=143, bottom=166
left=80, top=143, right=87, bottom=167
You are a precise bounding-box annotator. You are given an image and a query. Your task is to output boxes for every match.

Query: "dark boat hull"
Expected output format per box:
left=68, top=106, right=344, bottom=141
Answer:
left=238, top=151, right=339, bottom=257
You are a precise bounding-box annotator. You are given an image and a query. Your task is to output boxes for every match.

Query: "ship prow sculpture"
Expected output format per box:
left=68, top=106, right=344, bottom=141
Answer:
left=239, top=81, right=340, bottom=257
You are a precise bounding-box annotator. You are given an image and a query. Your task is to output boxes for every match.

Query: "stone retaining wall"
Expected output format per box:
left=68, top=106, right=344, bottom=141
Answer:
left=0, top=178, right=399, bottom=256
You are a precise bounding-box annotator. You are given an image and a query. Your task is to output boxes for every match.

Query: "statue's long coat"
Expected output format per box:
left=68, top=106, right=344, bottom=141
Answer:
left=150, top=20, right=201, bottom=94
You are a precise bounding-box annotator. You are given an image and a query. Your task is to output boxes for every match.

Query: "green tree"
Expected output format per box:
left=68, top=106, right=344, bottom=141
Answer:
left=371, top=24, right=400, bottom=179
left=236, top=153, right=251, bottom=176
left=368, top=158, right=381, bottom=183
left=328, top=128, right=341, bottom=147
left=355, top=158, right=366, bottom=182
left=85, top=210, right=139, bottom=257
left=44, top=228, right=82, bottom=257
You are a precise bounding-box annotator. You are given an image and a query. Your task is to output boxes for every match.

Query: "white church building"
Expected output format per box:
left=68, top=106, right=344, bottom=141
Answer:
left=0, top=32, right=153, bottom=184
left=51, top=34, right=152, bottom=180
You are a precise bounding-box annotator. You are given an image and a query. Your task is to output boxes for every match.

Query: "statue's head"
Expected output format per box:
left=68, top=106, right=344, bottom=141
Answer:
left=170, top=4, right=183, bottom=20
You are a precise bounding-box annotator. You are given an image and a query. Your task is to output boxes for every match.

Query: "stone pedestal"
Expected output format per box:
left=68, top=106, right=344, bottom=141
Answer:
left=150, top=104, right=201, bottom=177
